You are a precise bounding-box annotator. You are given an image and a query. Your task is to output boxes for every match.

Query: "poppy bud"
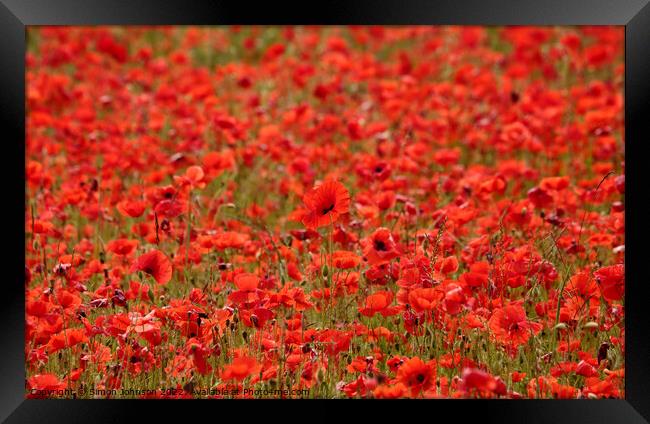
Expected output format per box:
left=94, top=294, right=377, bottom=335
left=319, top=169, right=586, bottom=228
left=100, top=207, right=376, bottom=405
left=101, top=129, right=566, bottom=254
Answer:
left=598, top=342, right=610, bottom=364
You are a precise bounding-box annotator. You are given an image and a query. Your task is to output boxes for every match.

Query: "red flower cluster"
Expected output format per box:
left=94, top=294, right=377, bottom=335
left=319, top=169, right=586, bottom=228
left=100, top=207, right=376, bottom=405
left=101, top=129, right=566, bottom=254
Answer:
left=26, top=26, right=624, bottom=399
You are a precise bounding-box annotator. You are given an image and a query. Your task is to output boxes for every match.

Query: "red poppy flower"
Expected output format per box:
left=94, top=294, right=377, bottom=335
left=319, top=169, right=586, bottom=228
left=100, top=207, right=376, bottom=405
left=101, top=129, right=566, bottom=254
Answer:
left=131, top=249, right=173, bottom=284
left=301, top=180, right=350, bottom=230
left=373, top=382, right=407, bottom=399
left=27, top=374, right=66, bottom=397
left=408, top=287, right=443, bottom=313
left=461, top=368, right=506, bottom=396
left=331, top=250, right=361, bottom=269
left=565, top=271, right=599, bottom=300
left=240, top=307, right=274, bottom=328
left=359, top=291, right=399, bottom=317
left=116, top=199, right=147, bottom=218
left=46, top=328, right=88, bottom=354
left=173, top=165, right=206, bottom=190
left=594, top=264, right=624, bottom=301
left=488, top=303, right=543, bottom=346
left=233, top=273, right=259, bottom=291
left=185, top=338, right=212, bottom=375
left=527, top=186, right=554, bottom=208
left=222, top=356, right=261, bottom=381
left=441, top=283, right=467, bottom=315
left=362, top=227, right=400, bottom=265
left=396, top=357, right=436, bottom=397
left=106, top=238, right=139, bottom=256
left=436, top=256, right=459, bottom=274
left=24, top=26, right=625, bottom=400
left=540, top=176, right=570, bottom=191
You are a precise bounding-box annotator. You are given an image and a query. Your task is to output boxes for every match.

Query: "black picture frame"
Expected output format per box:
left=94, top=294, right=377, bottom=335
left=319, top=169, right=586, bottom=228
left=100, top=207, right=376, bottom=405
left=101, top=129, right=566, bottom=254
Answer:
left=2, top=1, right=649, bottom=422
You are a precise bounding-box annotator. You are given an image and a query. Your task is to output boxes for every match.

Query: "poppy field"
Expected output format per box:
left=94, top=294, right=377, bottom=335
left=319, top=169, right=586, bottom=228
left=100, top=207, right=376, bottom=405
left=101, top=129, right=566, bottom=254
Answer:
left=25, top=26, right=625, bottom=399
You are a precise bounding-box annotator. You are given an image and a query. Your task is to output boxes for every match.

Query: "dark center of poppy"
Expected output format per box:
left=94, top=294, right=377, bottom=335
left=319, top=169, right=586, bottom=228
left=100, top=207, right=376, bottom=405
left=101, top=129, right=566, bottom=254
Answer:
left=143, top=267, right=154, bottom=275
left=374, top=165, right=384, bottom=173
left=164, top=192, right=173, bottom=199
left=321, top=203, right=335, bottom=215
left=374, top=239, right=387, bottom=251
left=416, top=374, right=425, bottom=383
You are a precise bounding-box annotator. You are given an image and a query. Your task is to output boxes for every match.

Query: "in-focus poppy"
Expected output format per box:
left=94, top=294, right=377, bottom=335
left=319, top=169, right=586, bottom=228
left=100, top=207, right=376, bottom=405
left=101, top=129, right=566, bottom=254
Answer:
left=301, top=180, right=350, bottom=230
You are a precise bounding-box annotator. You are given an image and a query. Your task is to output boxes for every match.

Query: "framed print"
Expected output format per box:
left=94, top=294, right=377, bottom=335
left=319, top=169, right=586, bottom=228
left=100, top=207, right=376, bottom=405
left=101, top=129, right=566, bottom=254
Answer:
left=1, top=0, right=649, bottom=422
